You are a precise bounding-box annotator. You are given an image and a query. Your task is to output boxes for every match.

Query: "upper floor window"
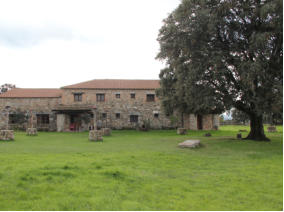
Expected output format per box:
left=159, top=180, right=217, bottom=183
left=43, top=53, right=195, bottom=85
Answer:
left=146, top=94, right=155, bottom=102
left=116, top=113, right=120, bottom=119
left=154, top=113, right=159, bottom=118
left=131, top=93, right=135, bottom=99
left=74, top=93, right=82, bottom=102
left=96, top=94, right=105, bottom=102
left=116, top=93, right=120, bottom=99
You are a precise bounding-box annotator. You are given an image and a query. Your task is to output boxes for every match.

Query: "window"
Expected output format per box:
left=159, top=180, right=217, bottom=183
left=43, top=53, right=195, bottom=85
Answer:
left=130, top=115, right=138, bottom=123
left=9, top=114, right=17, bottom=124
left=96, top=94, right=105, bottom=102
left=74, top=93, right=82, bottom=102
left=102, top=113, right=107, bottom=119
left=9, top=113, right=26, bottom=124
left=154, top=113, right=159, bottom=118
left=146, top=94, right=155, bottom=102
left=130, top=93, right=135, bottom=99
left=115, top=93, right=120, bottom=99
left=37, top=114, right=49, bottom=125
left=116, top=113, right=120, bottom=119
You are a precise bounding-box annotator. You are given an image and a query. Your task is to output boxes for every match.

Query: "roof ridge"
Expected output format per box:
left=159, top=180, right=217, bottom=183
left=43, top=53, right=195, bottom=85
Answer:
left=61, top=79, right=160, bottom=89
left=13, top=88, right=60, bottom=89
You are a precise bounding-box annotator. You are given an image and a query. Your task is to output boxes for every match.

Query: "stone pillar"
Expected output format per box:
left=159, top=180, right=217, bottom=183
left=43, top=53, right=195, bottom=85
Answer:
left=0, top=130, right=14, bottom=140
left=92, top=109, right=97, bottom=130
left=213, top=114, right=220, bottom=130
left=189, top=114, right=198, bottom=130
left=26, top=128, right=37, bottom=136
left=0, top=110, right=9, bottom=130
left=56, top=114, right=65, bottom=132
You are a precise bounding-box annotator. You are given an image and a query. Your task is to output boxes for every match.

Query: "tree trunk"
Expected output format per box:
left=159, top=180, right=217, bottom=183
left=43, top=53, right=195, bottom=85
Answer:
left=245, top=114, right=270, bottom=141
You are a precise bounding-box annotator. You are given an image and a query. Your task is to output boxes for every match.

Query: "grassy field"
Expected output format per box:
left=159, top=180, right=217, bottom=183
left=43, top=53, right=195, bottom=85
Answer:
left=0, top=125, right=282, bottom=210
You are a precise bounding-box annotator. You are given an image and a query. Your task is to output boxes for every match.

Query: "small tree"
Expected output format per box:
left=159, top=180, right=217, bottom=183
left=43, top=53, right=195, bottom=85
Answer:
left=0, top=84, right=15, bottom=94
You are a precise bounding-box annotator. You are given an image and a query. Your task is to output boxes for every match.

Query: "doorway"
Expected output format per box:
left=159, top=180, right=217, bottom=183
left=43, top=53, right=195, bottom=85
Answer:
left=197, top=115, right=203, bottom=130
left=70, top=114, right=79, bottom=131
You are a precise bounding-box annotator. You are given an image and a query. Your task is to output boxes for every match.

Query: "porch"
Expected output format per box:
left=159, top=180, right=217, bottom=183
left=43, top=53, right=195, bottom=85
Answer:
left=53, top=105, right=96, bottom=132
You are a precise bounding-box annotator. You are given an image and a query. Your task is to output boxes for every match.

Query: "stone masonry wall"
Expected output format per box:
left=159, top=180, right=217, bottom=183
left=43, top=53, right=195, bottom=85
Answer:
left=202, top=114, right=213, bottom=130
left=0, top=98, right=61, bottom=131
left=61, top=89, right=172, bottom=129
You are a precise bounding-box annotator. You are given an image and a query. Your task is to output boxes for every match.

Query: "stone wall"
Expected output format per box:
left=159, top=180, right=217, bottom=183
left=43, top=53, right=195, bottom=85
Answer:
left=0, top=89, right=220, bottom=131
left=61, top=88, right=172, bottom=129
left=0, top=97, right=61, bottom=131
left=181, top=114, right=218, bottom=130
left=202, top=115, right=213, bottom=130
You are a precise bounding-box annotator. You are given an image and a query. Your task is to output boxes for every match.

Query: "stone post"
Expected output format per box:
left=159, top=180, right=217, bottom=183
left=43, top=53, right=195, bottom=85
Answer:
left=92, top=109, right=97, bottom=130
left=27, top=110, right=37, bottom=136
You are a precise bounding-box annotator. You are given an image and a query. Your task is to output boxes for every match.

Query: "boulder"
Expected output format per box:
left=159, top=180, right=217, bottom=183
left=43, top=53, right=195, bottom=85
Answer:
left=89, top=130, right=103, bottom=141
left=102, top=128, right=111, bottom=136
left=0, top=130, right=14, bottom=141
left=178, top=140, right=200, bottom=148
left=177, top=128, right=187, bottom=135
left=26, top=128, right=37, bottom=136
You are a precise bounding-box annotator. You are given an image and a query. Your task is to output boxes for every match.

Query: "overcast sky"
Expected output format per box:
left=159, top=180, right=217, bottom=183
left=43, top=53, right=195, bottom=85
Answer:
left=0, top=0, right=181, bottom=88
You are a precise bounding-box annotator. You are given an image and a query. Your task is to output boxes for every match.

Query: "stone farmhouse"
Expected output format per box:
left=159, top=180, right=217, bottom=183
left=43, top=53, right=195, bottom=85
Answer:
left=0, top=79, right=219, bottom=131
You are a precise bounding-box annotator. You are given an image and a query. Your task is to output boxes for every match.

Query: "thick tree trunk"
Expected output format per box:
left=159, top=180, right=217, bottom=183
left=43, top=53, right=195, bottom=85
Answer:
left=245, top=114, right=270, bottom=141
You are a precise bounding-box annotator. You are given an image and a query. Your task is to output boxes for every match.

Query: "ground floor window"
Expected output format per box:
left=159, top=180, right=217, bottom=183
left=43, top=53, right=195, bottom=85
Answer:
left=9, top=113, right=26, bottom=124
left=130, top=115, right=138, bottom=123
left=102, top=113, right=107, bottom=119
left=37, top=114, right=49, bottom=125
left=9, top=114, right=18, bottom=124
left=116, top=113, right=120, bottom=119
left=154, top=113, right=159, bottom=118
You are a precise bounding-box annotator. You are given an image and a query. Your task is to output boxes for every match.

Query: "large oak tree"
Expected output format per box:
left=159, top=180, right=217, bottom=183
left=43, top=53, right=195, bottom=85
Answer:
left=156, top=0, right=282, bottom=141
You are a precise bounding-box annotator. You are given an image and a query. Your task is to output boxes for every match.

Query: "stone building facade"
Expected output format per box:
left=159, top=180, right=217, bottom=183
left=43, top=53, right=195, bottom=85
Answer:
left=0, top=79, right=219, bottom=131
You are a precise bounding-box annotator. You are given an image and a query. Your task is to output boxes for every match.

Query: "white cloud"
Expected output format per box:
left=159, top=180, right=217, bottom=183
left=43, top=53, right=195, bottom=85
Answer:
left=0, top=0, right=180, bottom=88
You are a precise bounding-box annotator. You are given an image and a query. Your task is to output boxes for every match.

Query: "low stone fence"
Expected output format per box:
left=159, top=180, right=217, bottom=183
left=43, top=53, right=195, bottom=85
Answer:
left=0, top=130, right=14, bottom=141
left=89, top=130, right=103, bottom=141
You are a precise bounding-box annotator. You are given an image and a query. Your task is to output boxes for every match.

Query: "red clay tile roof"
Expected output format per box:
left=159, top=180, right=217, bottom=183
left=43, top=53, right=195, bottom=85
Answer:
left=0, top=88, right=62, bottom=98
left=62, top=79, right=160, bottom=89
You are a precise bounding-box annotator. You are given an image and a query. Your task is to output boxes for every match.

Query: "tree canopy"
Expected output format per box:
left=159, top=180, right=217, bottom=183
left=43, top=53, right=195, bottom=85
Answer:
left=156, top=0, right=282, bottom=141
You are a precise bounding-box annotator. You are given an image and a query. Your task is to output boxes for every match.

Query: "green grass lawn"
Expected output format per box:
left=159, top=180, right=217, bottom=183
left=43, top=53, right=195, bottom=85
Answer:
left=0, top=125, right=282, bottom=210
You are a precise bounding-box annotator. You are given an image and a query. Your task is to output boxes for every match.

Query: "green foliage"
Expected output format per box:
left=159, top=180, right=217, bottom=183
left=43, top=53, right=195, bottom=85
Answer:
left=156, top=0, right=283, bottom=140
left=10, top=111, right=29, bottom=124
left=0, top=129, right=282, bottom=210
left=169, top=115, right=179, bottom=128
left=232, top=108, right=250, bottom=125
left=0, top=84, right=15, bottom=94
